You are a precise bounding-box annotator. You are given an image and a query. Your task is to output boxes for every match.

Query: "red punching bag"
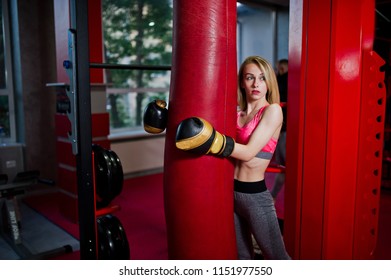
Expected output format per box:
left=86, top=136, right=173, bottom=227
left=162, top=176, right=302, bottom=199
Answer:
left=163, top=0, right=237, bottom=259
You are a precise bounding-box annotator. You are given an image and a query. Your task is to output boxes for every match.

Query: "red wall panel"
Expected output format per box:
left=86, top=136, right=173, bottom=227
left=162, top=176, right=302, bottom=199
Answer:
left=285, top=0, right=383, bottom=260
left=53, top=0, right=103, bottom=83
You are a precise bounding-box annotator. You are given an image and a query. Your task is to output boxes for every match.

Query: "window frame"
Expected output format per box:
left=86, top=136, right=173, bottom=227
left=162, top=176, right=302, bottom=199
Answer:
left=0, top=0, right=16, bottom=143
left=100, top=0, right=173, bottom=139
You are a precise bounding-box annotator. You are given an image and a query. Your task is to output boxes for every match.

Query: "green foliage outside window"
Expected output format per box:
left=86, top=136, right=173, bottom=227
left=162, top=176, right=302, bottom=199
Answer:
left=102, top=0, right=172, bottom=130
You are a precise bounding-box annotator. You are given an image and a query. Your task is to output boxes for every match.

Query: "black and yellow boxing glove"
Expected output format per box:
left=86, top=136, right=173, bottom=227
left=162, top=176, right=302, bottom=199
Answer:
left=143, top=100, right=168, bottom=134
left=175, top=117, right=235, bottom=157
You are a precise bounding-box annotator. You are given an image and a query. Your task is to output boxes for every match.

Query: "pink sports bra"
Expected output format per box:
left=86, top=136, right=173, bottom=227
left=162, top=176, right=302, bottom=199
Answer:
left=236, top=106, right=278, bottom=160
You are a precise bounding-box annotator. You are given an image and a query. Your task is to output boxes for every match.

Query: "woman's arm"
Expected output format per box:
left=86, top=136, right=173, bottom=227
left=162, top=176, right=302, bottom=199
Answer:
left=231, top=104, right=283, bottom=161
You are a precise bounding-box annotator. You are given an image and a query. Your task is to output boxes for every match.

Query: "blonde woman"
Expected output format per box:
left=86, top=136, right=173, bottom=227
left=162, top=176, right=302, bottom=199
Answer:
left=175, top=56, right=290, bottom=259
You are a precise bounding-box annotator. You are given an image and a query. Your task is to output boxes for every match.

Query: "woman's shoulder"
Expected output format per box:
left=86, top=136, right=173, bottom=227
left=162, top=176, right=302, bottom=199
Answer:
left=262, top=103, right=283, bottom=121
left=265, top=103, right=282, bottom=112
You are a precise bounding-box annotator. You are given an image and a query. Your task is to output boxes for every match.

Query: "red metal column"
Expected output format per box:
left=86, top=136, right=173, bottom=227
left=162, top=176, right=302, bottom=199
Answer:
left=323, top=0, right=369, bottom=259
left=285, top=0, right=384, bottom=259
left=163, top=0, right=237, bottom=259
left=353, top=50, right=386, bottom=259
left=285, top=0, right=333, bottom=260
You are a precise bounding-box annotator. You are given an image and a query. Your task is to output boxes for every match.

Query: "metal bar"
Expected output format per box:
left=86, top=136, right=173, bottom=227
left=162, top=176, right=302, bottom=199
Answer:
left=69, top=0, right=97, bottom=260
left=106, top=87, right=169, bottom=94
left=90, top=62, right=171, bottom=71
left=65, top=29, right=78, bottom=155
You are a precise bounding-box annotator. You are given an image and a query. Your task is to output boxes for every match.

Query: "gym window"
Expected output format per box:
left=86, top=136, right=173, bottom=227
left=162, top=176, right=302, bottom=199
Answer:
left=0, top=0, right=16, bottom=144
left=101, top=0, right=173, bottom=136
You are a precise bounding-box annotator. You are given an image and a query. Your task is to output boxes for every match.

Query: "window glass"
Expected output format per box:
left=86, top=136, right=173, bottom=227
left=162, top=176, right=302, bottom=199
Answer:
left=0, top=2, right=6, bottom=89
left=0, top=0, right=14, bottom=143
left=102, top=0, right=173, bottom=132
left=0, top=95, right=9, bottom=138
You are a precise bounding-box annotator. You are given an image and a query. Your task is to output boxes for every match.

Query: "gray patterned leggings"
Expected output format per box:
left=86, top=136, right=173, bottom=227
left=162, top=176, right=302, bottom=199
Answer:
left=234, top=179, right=291, bottom=260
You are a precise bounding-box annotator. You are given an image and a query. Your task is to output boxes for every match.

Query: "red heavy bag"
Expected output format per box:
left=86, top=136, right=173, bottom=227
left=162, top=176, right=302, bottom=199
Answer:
left=163, top=0, right=237, bottom=259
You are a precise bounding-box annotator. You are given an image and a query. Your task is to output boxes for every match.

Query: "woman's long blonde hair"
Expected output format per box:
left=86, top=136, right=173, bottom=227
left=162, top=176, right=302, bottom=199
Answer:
left=237, top=56, right=280, bottom=111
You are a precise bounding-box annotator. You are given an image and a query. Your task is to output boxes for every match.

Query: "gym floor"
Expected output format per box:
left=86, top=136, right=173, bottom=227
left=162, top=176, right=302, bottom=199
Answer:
left=1, top=174, right=390, bottom=260
left=0, top=199, right=79, bottom=260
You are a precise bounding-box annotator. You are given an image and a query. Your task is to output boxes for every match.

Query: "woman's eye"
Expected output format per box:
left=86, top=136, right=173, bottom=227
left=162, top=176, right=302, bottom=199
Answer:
left=246, top=76, right=254, bottom=80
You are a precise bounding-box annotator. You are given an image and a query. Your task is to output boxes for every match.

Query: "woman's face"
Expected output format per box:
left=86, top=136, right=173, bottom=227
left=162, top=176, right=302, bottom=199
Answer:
left=241, top=63, right=268, bottom=102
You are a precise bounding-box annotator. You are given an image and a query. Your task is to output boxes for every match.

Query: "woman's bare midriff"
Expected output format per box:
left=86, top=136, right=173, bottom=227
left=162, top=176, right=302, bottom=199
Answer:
left=234, top=157, right=270, bottom=182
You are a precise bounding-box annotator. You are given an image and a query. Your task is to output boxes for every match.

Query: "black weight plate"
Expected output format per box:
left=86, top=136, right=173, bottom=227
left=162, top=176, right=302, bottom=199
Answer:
left=101, top=148, right=115, bottom=199
left=104, top=150, right=118, bottom=198
left=92, top=144, right=112, bottom=208
left=97, top=214, right=130, bottom=260
left=106, top=149, right=123, bottom=198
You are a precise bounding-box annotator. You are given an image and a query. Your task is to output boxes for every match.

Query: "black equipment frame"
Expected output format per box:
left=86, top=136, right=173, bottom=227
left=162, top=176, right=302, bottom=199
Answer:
left=68, top=0, right=171, bottom=260
left=90, top=62, right=171, bottom=71
left=69, top=0, right=96, bottom=259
